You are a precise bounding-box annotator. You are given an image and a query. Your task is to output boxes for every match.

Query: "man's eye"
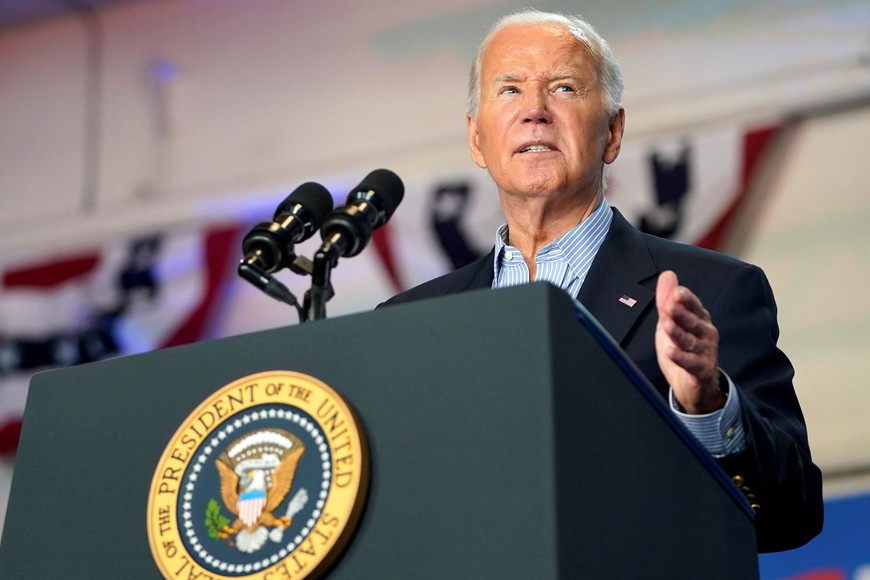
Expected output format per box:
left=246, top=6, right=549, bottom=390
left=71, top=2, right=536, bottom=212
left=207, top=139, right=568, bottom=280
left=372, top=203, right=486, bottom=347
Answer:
left=499, top=87, right=519, bottom=95
left=555, top=84, right=575, bottom=92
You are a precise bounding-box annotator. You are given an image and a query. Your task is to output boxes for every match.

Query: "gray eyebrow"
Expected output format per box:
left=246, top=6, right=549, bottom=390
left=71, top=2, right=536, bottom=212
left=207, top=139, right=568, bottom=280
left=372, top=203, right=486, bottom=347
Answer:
left=492, top=71, right=584, bottom=84
left=493, top=74, right=522, bottom=84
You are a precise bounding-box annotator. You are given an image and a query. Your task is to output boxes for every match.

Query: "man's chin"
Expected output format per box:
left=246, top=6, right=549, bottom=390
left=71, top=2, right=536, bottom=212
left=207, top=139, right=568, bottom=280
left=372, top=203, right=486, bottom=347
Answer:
left=502, top=178, right=567, bottom=198
left=509, top=169, right=567, bottom=194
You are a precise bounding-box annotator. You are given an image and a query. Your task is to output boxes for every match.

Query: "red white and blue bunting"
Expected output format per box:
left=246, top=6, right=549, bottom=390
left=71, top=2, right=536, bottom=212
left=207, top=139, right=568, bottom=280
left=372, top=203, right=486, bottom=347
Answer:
left=0, top=121, right=784, bottom=455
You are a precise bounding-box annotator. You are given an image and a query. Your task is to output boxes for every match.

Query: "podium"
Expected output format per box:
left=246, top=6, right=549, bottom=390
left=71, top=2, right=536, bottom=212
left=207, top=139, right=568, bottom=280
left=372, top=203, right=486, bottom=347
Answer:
left=0, top=283, right=758, bottom=578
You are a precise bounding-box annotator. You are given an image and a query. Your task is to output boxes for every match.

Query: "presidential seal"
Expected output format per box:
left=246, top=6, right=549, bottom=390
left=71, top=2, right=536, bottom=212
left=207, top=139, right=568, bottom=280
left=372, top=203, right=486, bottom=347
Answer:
left=147, top=371, right=369, bottom=579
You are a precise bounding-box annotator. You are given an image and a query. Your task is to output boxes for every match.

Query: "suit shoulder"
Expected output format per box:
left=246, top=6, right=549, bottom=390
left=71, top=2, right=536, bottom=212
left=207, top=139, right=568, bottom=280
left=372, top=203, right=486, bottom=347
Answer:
left=608, top=208, right=759, bottom=279
left=640, top=233, right=773, bottom=312
left=642, top=232, right=755, bottom=273
left=379, top=252, right=493, bottom=308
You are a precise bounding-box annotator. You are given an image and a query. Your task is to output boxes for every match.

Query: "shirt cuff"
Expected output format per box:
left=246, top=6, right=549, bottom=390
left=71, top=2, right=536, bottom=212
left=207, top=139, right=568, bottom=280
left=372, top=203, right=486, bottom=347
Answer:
left=669, top=372, right=747, bottom=458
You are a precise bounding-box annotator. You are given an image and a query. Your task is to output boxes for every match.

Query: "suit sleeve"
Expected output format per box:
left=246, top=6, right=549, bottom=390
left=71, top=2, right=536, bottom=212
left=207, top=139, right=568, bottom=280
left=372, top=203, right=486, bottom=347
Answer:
left=709, top=262, right=823, bottom=552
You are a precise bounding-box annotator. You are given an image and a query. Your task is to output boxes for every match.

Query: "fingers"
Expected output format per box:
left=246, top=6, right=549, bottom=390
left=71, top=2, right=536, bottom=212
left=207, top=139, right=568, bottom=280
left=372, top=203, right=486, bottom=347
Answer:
left=655, top=270, right=720, bottom=382
left=655, top=271, right=724, bottom=412
left=659, top=312, right=718, bottom=360
left=669, top=297, right=713, bottom=337
left=656, top=270, right=712, bottom=328
left=661, top=317, right=712, bottom=353
left=660, top=332, right=717, bottom=373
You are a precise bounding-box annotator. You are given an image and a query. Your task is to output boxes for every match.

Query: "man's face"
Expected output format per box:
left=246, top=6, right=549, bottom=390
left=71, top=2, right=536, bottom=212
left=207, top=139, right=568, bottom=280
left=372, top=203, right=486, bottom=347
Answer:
left=468, top=24, right=624, bottom=205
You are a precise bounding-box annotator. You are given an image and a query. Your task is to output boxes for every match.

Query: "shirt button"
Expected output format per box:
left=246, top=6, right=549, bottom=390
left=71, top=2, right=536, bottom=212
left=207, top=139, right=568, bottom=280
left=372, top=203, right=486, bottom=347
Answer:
left=726, top=427, right=735, bottom=438
left=505, top=251, right=513, bottom=260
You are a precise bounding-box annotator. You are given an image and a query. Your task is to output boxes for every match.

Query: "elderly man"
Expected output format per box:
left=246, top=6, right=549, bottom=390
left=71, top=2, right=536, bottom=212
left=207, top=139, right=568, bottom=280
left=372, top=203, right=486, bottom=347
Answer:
left=383, top=10, right=822, bottom=552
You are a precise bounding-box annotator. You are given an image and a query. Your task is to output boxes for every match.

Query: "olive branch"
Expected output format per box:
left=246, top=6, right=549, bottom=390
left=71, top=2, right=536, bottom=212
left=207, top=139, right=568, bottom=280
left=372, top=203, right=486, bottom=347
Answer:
left=204, top=499, right=231, bottom=540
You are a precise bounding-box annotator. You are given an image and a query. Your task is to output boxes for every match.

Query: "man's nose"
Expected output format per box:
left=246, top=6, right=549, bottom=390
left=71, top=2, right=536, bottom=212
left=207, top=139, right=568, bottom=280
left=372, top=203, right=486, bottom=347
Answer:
left=521, top=90, right=552, bottom=124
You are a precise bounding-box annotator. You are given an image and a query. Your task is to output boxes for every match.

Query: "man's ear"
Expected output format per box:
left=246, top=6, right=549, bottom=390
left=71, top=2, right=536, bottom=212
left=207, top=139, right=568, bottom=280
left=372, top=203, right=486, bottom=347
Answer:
left=603, top=107, right=625, bottom=165
left=467, top=113, right=487, bottom=169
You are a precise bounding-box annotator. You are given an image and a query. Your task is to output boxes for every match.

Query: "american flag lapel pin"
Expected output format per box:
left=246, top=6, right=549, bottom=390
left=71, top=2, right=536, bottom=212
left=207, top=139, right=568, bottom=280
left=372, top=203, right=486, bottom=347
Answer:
left=618, top=295, right=638, bottom=309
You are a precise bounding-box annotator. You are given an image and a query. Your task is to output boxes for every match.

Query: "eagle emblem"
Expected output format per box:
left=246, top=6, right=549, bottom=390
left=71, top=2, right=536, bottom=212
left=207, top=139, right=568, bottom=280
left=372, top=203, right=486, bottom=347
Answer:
left=214, top=428, right=308, bottom=554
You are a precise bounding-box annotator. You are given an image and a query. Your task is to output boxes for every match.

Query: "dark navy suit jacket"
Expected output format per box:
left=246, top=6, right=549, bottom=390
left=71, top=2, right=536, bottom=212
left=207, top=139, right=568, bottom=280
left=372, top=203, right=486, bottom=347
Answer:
left=382, top=208, right=823, bottom=552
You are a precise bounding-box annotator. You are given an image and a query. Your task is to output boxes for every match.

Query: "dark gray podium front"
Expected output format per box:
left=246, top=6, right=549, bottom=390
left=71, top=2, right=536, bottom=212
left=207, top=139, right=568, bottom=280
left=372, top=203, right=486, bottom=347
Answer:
left=0, top=283, right=758, bottom=579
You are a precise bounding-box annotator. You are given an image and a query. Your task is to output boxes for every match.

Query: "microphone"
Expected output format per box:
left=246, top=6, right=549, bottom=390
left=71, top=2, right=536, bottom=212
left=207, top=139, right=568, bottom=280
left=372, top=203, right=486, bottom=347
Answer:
left=242, top=181, right=334, bottom=273
left=318, top=169, right=404, bottom=258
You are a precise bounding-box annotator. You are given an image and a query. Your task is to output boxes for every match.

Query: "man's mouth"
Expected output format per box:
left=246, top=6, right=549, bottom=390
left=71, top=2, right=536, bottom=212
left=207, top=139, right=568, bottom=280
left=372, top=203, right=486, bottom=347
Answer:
left=519, top=144, right=555, bottom=153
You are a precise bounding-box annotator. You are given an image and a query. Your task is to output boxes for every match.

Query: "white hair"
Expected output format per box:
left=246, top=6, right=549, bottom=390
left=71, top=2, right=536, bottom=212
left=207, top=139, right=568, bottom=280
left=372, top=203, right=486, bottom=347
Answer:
left=467, top=10, right=624, bottom=119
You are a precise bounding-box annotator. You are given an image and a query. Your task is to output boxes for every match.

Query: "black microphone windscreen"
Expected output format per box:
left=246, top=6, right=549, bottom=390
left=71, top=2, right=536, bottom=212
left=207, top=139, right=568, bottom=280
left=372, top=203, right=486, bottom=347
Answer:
left=274, top=182, right=334, bottom=224
left=352, top=169, right=404, bottom=220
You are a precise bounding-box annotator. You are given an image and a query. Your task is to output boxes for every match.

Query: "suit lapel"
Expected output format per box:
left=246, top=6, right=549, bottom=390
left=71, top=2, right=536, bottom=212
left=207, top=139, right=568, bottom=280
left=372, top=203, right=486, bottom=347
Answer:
left=463, top=249, right=496, bottom=291
left=464, top=215, right=658, bottom=346
left=578, top=209, right=659, bottom=345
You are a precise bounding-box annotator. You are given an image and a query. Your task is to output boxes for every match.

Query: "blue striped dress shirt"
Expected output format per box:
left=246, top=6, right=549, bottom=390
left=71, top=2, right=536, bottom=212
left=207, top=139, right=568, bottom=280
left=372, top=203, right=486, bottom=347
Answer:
left=491, top=198, right=745, bottom=458
left=492, top=197, right=612, bottom=296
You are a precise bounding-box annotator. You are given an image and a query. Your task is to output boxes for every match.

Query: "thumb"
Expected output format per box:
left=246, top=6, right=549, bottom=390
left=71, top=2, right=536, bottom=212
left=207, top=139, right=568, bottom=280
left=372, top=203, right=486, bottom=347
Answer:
left=656, top=270, right=679, bottom=310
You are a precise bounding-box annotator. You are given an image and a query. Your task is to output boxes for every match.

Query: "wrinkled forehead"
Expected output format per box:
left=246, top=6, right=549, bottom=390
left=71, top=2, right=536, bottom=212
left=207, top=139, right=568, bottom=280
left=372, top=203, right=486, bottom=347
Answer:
left=480, top=23, right=597, bottom=81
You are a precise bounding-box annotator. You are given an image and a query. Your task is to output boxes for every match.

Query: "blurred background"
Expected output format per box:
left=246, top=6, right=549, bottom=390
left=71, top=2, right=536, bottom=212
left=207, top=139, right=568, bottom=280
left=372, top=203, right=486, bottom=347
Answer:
left=0, top=0, right=868, bottom=576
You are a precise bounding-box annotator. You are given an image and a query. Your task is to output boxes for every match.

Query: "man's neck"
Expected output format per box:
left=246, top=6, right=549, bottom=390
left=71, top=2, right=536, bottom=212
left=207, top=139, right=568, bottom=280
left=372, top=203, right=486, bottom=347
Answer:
left=501, top=192, right=602, bottom=278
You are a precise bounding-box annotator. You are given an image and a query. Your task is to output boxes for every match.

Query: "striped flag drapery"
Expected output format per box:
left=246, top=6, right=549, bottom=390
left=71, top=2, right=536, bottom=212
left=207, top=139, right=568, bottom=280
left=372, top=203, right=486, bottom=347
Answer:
left=0, top=224, right=240, bottom=454
left=0, top=121, right=786, bottom=456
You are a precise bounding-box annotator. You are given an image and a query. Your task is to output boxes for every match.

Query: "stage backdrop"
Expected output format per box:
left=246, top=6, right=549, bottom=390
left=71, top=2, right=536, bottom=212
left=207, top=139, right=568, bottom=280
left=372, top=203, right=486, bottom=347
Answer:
left=0, top=118, right=782, bottom=453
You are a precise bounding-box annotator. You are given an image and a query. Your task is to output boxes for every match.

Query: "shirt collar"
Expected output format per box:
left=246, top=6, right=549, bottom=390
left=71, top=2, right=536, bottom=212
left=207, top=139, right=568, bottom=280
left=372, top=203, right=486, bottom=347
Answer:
left=493, top=197, right=612, bottom=280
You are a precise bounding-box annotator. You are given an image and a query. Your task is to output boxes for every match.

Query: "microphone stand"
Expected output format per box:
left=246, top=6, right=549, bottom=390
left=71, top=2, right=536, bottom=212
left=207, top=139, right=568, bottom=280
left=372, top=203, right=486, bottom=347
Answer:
left=240, top=166, right=403, bottom=323
left=303, top=235, right=340, bottom=323
left=238, top=244, right=336, bottom=325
